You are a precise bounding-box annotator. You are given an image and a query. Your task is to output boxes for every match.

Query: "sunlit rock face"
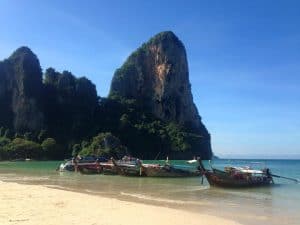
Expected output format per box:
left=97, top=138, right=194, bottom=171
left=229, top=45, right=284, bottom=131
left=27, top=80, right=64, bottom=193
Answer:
left=110, top=31, right=212, bottom=158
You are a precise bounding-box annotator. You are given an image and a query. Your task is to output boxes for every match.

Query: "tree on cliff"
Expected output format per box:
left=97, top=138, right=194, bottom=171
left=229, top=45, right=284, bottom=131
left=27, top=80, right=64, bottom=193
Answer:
left=41, top=138, right=61, bottom=159
left=78, top=132, right=127, bottom=159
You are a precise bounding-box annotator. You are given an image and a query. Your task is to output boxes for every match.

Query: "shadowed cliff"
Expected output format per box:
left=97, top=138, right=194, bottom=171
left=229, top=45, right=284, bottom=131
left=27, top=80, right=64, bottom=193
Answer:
left=0, top=47, right=44, bottom=133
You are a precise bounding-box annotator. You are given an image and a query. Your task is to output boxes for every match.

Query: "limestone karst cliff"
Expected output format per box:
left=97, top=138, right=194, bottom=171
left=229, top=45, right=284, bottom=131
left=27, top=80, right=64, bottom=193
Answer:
left=110, top=31, right=212, bottom=158
left=0, top=32, right=212, bottom=159
left=0, top=47, right=44, bottom=132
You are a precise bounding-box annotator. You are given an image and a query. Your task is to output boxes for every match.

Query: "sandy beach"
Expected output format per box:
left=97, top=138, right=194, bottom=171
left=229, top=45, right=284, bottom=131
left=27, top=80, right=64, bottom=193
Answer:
left=0, top=181, right=242, bottom=225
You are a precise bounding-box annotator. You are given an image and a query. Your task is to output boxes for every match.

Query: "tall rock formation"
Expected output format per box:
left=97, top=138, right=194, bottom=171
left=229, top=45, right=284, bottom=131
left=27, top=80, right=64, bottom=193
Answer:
left=0, top=47, right=44, bottom=132
left=0, top=35, right=212, bottom=159
left=110, top=31, right=212, bottom=158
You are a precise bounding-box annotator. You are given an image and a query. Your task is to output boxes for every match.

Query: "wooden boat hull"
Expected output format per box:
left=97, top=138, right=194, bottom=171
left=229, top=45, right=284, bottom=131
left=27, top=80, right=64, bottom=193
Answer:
left=115, top=165, right=146, bottom=176
left=113, top=162, right=200, bottom=177
left=77, top=163, right=118, bottom=175
left=78, top=166, right=101, bottom=175
left=204, top=171, right=273, bottom=188
left=111, top=158, right=201, bottom=178
left=143, top=165, right=201, bottom=177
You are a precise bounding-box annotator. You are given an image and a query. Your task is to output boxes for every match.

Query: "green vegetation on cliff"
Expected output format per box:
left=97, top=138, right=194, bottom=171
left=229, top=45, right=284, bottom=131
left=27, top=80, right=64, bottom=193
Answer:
left=0, top=32, right=212, bottom=160
left=109, top=31, right=212, bottom=158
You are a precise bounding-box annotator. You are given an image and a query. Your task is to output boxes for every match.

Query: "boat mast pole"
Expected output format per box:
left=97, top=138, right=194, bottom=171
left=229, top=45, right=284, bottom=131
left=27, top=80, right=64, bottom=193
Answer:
left=197, top=158, right=206, bottom=185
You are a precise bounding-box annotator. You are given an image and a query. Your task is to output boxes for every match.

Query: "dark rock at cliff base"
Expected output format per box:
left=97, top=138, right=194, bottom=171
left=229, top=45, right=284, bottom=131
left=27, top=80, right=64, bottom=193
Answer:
left=109, top=31, right=212, bottom=158
left=0, top=47, right=44, bottom=132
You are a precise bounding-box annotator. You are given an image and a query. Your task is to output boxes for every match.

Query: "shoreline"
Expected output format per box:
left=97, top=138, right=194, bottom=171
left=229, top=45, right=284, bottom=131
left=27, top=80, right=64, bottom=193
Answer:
left=0, top=180, right=242, bottom=225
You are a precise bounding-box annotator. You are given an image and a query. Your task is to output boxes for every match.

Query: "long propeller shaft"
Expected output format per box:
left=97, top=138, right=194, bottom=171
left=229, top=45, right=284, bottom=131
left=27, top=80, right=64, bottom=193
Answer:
left=271, top=173, right=299, bottom=183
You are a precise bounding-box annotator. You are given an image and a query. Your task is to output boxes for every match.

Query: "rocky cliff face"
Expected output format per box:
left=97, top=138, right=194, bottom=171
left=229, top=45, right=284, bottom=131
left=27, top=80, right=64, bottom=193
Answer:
left=110, top=32, right=201, bottom=128
left=0, top=37, right=212, bottom=159
left=0, top=47, right=44, bottom=132
left=110, top=31, right=212, bottom=157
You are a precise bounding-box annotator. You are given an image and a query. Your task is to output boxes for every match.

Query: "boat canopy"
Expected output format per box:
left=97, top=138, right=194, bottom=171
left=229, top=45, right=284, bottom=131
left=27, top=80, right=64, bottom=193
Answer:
left=230, top=166, right=264, bottom=174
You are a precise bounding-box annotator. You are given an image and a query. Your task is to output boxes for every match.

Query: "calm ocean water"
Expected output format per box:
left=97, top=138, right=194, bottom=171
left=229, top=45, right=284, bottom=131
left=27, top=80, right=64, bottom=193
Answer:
left=0, top=159, right=299, bottom=225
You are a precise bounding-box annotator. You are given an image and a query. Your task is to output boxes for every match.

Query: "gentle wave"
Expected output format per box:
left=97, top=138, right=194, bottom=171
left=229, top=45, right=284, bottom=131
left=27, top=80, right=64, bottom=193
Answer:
left=120, top=191, right=210, bottom=206
left=0, top=176, right=50, bottom=182
left=218, top=189, right=272, bottom=201
left=84, top=189, right=108, bottom=195
left=169, top=186, right=210, bottom=193
left=42, top=184, right=79, bottom=192
left=0, top=173, right=17, bottom=176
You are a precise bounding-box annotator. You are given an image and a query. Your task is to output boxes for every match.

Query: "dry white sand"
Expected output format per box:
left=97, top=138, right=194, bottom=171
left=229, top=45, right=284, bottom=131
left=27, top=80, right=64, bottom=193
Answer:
left=0, top=181, right=242, bottom=225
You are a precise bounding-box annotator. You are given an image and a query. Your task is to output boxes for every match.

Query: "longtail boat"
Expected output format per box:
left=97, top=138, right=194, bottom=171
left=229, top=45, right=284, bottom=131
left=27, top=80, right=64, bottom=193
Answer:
left=111, top=158, right=146, bottom=176
left=198, top=159, right=274, bottom=188
left=111, top=158, right=200, bottom=177
left=142, top=163, right=201, bottom=177
left=58, top=156, right=109, bottom=173
left=77, top=162, right=118, bottom=175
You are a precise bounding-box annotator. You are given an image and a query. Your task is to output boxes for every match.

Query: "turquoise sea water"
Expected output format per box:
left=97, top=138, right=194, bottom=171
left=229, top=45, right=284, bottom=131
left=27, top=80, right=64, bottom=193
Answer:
left=0, top=159, right=299, bottom=225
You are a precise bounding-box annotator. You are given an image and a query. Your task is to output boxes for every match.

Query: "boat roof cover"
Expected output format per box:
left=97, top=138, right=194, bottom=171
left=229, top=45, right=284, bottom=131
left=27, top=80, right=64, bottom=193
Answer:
left=232, top=167, right=263, bottom=174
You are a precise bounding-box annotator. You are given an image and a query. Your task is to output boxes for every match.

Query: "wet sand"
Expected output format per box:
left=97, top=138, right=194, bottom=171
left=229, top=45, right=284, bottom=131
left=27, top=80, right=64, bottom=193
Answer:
left=0, top=181, right=242, bottom=225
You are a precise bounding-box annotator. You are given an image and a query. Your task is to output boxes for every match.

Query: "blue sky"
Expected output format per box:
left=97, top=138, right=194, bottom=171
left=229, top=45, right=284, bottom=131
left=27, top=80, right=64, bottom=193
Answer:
left=1, top=0, right=299, bottom=158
